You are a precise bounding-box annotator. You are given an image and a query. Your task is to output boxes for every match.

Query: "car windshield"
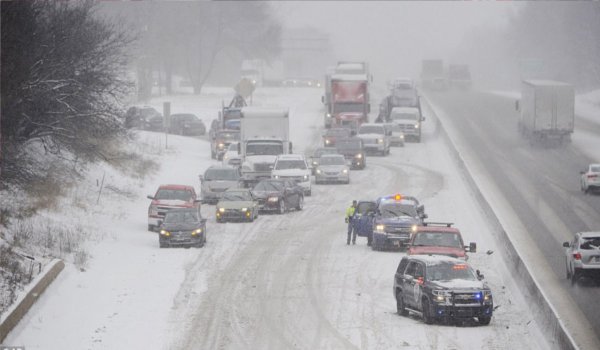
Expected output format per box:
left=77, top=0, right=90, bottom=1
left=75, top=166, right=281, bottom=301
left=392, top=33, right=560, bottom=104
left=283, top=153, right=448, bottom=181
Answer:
left=253, top=181, right=284, bottom=192
left=590, top=165, right=600, bottom=173
left=319, top=156, right=346, bottom=165
left=427, top=262, right=478, bottom=282
left=326, top=129, right=350, bottom=137
left=246, top=142, right=283, bottom=156
left=228, top=143, right=238, bottom=151
left=359, top=126, right=384, bottom=135
left=336, top=140, right=361, bottom=150
left=217, top=131, right=240, bottom=140
left=275, top=160, right=306, bottom=170
left=155, top=189, right=192, bottom=201
left=379, top=202, right=417, bottom=217
left=413, top=232, right=463, bottom=248
left=392, top=112, right=419, bottom=120
left=580, top=237, right=600, bottom=250
left=173, top=114, right=197, bottom=122
left=314, top=148, right=338, bottom=157
left=204, top=168, right=239, bottom=181
left=164, top=210, right=199, bottom=224
left=222, top=191, right=252, bottom=201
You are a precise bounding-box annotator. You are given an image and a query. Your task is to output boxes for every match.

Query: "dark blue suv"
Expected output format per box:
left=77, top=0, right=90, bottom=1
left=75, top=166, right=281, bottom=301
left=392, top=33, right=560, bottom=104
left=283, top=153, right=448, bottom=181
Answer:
left=352, top=194, right=427, bottom=250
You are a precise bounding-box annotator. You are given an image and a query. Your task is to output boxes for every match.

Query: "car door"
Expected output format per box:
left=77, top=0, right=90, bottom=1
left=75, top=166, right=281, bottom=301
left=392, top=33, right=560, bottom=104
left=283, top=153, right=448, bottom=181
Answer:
left=413, top=263, right=426, bottom=311
left=353, top=201, right=377, bottom=236
left=402, top=261, right=418, bottom=308
left=284, top=180, right=299, bottom=207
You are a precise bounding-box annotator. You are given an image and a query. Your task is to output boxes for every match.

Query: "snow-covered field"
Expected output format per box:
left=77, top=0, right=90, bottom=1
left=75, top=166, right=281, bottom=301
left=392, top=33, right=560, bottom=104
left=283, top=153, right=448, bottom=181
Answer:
left=5, top=87, right=551, bottom=349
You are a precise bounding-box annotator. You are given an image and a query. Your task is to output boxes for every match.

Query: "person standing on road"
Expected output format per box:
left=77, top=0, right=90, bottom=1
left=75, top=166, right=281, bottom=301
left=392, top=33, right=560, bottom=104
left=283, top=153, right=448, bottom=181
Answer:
left=345, top=200, right=358, bottom=245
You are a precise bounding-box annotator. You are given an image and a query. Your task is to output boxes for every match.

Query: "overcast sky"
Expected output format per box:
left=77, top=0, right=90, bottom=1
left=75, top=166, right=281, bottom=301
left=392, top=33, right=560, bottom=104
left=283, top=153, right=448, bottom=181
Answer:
left=272, top=1, right=515, bottom=82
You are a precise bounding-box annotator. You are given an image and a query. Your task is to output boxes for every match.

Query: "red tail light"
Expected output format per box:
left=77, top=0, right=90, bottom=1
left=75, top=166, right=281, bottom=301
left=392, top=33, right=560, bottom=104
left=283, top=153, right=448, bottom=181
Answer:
left=588, top=174, right=598, bottom=179
left=573, top=252, right=582, bottom=260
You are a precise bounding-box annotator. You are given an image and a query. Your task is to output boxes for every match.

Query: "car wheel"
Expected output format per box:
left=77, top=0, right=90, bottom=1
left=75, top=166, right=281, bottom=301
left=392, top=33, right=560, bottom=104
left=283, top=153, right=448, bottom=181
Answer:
left=396, top=291, right=408, bottom=316
left=571, top=268, right=579, bottom=285
left=211, top=150, right=216, bottom=159
left=478, top=316, right=492, bottom=325
left=306, top=190, right=312, bottom=197
left=148, top=224, right=154, bottom=232
left=422, top=298, right=434, bottom=324
left=279, top=200, right=286, bottom=214
left=296, top=196, right=304, bottom=211
left=566, top=261, right=571, bottom=279
left=159, top=242, right=167, bottom=248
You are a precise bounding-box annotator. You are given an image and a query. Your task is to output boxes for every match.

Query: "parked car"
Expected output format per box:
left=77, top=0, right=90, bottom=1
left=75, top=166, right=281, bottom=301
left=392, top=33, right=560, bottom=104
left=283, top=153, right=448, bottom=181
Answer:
left=563, top=231, right=600, bottom=284
left=199, top=165, right=242, bottom=204
left=215, top=188, right=259, bottom=223
left=314, top=154, right=350, bottom=184
left=147, top=184, right=202, bottom=232
left=251, top=179, right=304, bottom=214
left=158, top=208, right=207, bottom=248
left=580, top=163, right=600, bottom=194
left=271, top=154, right=312, bottom=196
left=394, top=255, right=493, bottom=325
left=168, top=113, right=206, bottom=135
left=125, top=106, right=163, bottom=131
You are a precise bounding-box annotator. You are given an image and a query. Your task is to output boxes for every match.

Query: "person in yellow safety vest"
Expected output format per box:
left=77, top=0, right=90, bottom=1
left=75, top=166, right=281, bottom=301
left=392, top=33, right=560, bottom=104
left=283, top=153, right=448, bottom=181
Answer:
left=345, top=200, right=358, bottom=245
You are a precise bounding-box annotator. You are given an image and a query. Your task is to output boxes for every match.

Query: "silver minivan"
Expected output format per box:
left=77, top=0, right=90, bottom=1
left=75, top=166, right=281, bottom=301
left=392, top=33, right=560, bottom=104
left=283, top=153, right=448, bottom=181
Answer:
left=199, top=165, right=242, bottom=204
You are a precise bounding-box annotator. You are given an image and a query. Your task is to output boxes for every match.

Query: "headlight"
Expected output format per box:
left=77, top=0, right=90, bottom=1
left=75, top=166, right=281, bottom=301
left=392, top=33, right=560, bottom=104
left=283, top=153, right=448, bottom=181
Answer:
left=252, top=80, right=257, bottom=84
left=312, top=161, right=318, bottom=166
left=268, top=197, right=279, bottom=202
left=415, top=124, right=420, bottom=129
left=325, top=139, right=331, bottom=144
left=411, top=225, right=417, bottom=232
left=355, top=153, right=363, bottom=159
left=342, top=169, right=348, bottom=174
left=376, top=224, right=385, bottom=232
left=218, top=207, right=225, bottom=213
left=192, top=228, right=203, bottom=236
left=223, top=155, right=229, bottom=160
left=218, top=143, right=225, bottom=148
left=316, top=169, right=321, bottom=174
left=483, top=290, right=492, bottom=301
left=433, top=290, right=451, bottom=302
left=241, top=207, right=248, bottom=211
left=377, top=138, right=384, bottom=144
left=303, top=175, right=309, bottom=181
left=326, top=113, right=332, bottom=118
left=400, top=134, right=405, bottom=139
left=274, top=175, right=280, bottom=179
left=160, top=229, right=170, bottom=236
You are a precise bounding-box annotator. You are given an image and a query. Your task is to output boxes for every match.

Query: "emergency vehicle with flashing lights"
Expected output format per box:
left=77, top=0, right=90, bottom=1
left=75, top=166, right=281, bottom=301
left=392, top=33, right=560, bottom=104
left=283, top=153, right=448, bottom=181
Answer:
left=407, top=222, right=477, bottom=260
left=394, top=255, right=493, bottom=325
left=352, top=194, right=427, bottom=249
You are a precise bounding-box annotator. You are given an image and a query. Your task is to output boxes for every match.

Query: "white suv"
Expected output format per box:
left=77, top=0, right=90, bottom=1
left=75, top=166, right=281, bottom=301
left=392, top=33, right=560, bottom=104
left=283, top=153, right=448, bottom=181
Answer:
left=357, top=123, right=391, bottom=156
left=580, top=163, right=600, bottom=194
left=272, top=154, right=312, bottom=196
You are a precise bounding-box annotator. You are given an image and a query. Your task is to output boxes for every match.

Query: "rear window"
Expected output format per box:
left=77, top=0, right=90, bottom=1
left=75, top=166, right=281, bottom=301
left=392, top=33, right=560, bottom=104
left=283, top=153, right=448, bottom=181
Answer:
left=590, top=165, right=600, bottom=173
left=580, top=237, right=600, bottom=250
left=155, top=189, right=192, bottom=201
left=204, top=168, right=239, bottom=181
left=413, top=232, right=463, bottom=248
left=359, top=125, right=384, bottom=134
left=275, top=160, right=307, bottom=170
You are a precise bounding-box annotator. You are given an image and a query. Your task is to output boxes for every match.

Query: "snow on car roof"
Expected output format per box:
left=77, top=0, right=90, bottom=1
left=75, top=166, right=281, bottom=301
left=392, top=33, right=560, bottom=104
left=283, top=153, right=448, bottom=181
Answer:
left=579, top=231, right=600, bottom=238
left=241, top=107, right=289, bottom=119
left=330, top=73, right=368, bottom=81
left=391, top=107, right=419, bottom=114
left=523, top=80, right=573, bottom=87
left=159, top=184, right=194, bottom=190
left=409, top=254, right=466, bottom=266
left=276, top=154, right=305, bottom=160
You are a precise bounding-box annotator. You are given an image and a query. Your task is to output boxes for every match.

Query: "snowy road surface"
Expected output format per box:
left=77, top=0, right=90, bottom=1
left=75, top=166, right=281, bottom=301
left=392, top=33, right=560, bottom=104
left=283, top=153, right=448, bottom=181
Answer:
left=425, top=90, right=600, bottom=343
left=7, top=87, right=549, bottom=349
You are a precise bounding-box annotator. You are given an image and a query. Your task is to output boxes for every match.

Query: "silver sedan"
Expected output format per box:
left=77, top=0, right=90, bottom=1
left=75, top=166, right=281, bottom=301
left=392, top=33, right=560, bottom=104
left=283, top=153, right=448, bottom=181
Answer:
left=314, top=154, right=350, bottom=184
left=563, top=231, right=600, bottom=285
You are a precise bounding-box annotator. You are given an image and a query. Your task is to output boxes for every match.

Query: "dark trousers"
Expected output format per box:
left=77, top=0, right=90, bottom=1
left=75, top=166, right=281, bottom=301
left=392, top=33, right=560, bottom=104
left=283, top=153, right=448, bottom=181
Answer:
left=347, top=220, right=356, bottom=243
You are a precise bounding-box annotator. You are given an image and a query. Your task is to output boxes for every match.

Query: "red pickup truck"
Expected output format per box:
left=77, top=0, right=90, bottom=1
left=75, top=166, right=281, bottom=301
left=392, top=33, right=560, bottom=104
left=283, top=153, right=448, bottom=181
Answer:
left=407, top=222, right=476, bottom=260
left=147, top=184, right=201, bottom=231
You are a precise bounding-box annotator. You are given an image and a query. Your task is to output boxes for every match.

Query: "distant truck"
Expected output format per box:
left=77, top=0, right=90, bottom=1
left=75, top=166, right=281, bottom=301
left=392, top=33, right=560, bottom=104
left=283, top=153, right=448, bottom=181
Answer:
left=516, top=80, right=575, bottom=144
left=447, top=64, right=472, bottom=89
left=328, top=74, right=370, bottom=129
left=323, top=62, right=372, bottom=128
left=378, top=77, right=421, bottom=122
left=420, top=59, right=446, bottom=90
left=239, top=107, right=292, bottom=187
left=241, top=59, right=284, bottom=87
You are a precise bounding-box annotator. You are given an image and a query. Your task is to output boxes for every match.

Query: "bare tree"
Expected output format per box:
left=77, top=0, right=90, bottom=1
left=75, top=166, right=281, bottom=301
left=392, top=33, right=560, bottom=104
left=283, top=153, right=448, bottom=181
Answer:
left=1, top=0, right=134, bottom=190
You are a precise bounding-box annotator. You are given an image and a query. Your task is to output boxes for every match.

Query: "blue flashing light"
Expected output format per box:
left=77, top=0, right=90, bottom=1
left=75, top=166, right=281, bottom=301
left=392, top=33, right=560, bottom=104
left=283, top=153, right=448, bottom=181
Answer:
left=475, top=292, right=482, bottom=300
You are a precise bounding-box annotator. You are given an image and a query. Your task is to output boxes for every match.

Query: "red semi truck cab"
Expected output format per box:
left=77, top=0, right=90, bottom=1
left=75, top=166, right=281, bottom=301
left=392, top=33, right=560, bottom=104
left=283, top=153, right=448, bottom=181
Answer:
left=331, top=74, right=370, bottom=127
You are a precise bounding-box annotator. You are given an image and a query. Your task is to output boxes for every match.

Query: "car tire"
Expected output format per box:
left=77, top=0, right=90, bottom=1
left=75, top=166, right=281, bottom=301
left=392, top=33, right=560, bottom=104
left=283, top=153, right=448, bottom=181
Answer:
left=296, top=196, right=304, bottom=211
left=571, top=269, right=579, bottom=285
left=306, top=190, right=312, bottom=197
left=396, top=291, right=408, bottom=316
left=278, top=200, right=286, bottom=214
left=566, top=261, right=571, bottom=279
left=211, top=150, right=216, bottom=159
left=148, top=224, right=154, bottom=232
left=478, top=316, right=492, bottom=325
left=422, top=298, right=434, bottom=324
left=159, top=242, right=167, bottom=248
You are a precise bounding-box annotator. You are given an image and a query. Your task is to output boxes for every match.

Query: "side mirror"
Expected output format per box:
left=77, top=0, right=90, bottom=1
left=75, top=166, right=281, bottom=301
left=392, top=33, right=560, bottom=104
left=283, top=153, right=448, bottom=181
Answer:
left=198, top=175, right=204, bottom=182
left=417, top=204, right=425, bottom=213
left=476, top=270, right=485, bottom=280
left=468, top=242, right=477, bottom=253
left=422, top=213, right=428, bottom=219
left=147, top=195, right=154, bottom=200
left=421, top=116, right=426, bottom=121
left=580, top=171, right=586, bottom=175
left=562, top=241, right=570, bottom=248
left=515, top=100, right=520, bottom=111
left=194, top=199, right=203, bottom=204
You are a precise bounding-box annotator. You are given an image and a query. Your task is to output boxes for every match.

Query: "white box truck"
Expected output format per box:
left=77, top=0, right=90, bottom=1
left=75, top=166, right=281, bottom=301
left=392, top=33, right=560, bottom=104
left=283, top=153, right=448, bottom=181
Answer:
left=516, top=80, right=574, bottom=144
left=239, top=107, right=291, bottom=187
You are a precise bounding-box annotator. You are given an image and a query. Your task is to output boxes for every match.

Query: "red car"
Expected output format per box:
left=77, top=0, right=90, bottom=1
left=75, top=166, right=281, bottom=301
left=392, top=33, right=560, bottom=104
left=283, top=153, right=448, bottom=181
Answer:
left=407, top=223, right=476, bottom=260
left=147, top=184, right=201, bottom=231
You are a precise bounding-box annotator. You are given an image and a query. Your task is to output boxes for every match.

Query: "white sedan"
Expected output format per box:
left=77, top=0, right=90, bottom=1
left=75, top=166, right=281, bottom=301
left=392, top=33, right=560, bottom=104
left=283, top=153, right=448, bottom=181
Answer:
left=580, top=163, right=600, bottom=194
